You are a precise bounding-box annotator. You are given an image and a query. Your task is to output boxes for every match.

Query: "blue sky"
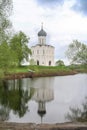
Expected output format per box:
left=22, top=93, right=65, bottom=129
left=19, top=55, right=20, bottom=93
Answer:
left=11, top=0, right=87, bottom=64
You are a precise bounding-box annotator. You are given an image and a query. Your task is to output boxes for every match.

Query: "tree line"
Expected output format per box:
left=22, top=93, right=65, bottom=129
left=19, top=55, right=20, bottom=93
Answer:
left=0, top=0, right=31, bottom=75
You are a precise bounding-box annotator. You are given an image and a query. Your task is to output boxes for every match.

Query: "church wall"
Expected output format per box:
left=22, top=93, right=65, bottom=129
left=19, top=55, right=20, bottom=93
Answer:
left=31, top=45, right=55, bottom=66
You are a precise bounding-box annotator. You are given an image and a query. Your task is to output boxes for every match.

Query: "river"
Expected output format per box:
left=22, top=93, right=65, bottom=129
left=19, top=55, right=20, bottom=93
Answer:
left=0, top=74, right=87, bottom=123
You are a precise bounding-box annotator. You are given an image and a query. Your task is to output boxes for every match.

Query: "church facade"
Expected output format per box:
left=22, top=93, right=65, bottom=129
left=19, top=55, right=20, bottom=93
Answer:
left=31, top=25, right=55, bottom=66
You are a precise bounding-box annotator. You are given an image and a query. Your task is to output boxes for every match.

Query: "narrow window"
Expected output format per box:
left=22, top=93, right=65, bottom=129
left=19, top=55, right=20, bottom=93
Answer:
left=33, top=51, right=34, bottom=54
left=43, top=50, right=45, bottom=54
left=42, top=39, right=44, bottom=44
left=37, top=50, right=39, bottom=54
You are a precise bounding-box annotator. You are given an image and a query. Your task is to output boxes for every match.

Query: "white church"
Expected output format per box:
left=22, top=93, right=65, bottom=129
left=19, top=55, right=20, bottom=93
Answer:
left=31, top=24, right=55, bottom=66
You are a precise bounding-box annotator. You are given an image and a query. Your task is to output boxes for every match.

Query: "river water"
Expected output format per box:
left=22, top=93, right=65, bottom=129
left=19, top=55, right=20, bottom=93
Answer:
left=0, top=74, right=87, bottom=123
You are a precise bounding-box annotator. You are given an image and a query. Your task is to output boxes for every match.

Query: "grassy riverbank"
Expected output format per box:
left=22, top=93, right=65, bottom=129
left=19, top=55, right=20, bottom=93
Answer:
left=8, top=64, right=87, bottom=74
left=1, top=64, right=86, bottom=79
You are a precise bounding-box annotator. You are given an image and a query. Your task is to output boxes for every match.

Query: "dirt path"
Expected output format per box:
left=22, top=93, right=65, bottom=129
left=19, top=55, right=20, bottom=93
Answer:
left=0, top=122, right=87, bottom=130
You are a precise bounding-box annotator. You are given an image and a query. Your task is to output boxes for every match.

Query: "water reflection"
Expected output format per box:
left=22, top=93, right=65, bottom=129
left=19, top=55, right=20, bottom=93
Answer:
left=66, top=97, right=87, bottom=122
left=32, top=78, right=54, bottom=123
left=0, top=74, right=87, bottom=123
left=0, top=79, right=34, bottom=121
left=0, top=77, right=54, bottom=123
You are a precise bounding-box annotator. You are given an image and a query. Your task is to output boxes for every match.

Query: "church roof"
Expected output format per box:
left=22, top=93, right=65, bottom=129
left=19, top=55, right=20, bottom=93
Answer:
left=38, top=24, right=47, bottom=36
left=31, top=44, right=54, bottom=48
left=38, top=29, right=47, bottom=36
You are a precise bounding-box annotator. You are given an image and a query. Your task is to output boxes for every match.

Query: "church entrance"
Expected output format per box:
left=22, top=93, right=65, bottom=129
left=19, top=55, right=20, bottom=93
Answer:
left=37, top=60, right=39, bottom=65
left=49, top=61, right=51, bottom=66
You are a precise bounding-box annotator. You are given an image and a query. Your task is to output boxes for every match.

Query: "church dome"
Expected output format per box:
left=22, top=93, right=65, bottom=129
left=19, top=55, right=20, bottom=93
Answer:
left=38, top=24, right=47, bottom=36
left=38, top=29, right=47, bottom=36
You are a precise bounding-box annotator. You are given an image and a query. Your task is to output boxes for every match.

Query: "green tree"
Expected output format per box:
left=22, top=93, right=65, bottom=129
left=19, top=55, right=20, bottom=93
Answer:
left=10, top=31, right=32, bottom=66
left=0, top=0, right=13, bottom=76
left=0, top=0, right=12, bottom=44
left=0, top=42, right=17, bottom=75
left=55, top=60, right=64, bottom=66
left=66, top=40, right=87, bottom=65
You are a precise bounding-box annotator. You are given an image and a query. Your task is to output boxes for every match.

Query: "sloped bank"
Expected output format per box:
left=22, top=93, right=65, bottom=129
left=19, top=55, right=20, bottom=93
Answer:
left=5, top=70, right=77, bottom=80
left=0, top=122, right=87, bottom=130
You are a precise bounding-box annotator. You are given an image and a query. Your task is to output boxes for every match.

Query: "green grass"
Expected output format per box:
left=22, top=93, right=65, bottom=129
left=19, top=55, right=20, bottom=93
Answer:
left=3, top=65, right=71, bottom=74
left=0, top=64, right=87, bottom=76
left=7, top=65, right=87, bottom=73
left=28, top=65, right=71, bottom=73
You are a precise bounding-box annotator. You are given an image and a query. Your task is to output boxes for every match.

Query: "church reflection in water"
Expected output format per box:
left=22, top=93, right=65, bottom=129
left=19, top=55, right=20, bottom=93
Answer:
left=32, top=77, right=54, bottom=122
left=0, top=77, right=54, bottom=122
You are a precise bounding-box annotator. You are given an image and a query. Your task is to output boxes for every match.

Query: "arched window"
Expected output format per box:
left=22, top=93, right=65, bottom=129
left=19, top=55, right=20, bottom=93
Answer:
left=49, top=61, right=51, bottom=66
left=37, top=60, right=39, bottom=65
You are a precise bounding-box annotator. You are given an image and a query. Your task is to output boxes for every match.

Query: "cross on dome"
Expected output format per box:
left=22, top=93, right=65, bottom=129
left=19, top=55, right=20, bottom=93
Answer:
left=41, top=22, right=43, bottom=30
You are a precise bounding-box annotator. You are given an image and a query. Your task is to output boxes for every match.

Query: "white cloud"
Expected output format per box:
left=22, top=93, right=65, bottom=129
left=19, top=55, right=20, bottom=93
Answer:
left=11, top=0, right=87, bottom=64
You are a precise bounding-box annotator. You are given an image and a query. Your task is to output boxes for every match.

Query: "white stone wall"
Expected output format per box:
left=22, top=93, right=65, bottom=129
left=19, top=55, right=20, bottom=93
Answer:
left=31, top=44, right=55, bottom=66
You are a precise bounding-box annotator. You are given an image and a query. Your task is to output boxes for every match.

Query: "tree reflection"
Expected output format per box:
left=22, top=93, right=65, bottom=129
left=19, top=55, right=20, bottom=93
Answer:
left=66, top=97, right=87, bottom=122
left=0, top=106, right=10, bottom=121
left=0, top=80, right=10, bottom=121
left=0, top=79, right=34, bottom=121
